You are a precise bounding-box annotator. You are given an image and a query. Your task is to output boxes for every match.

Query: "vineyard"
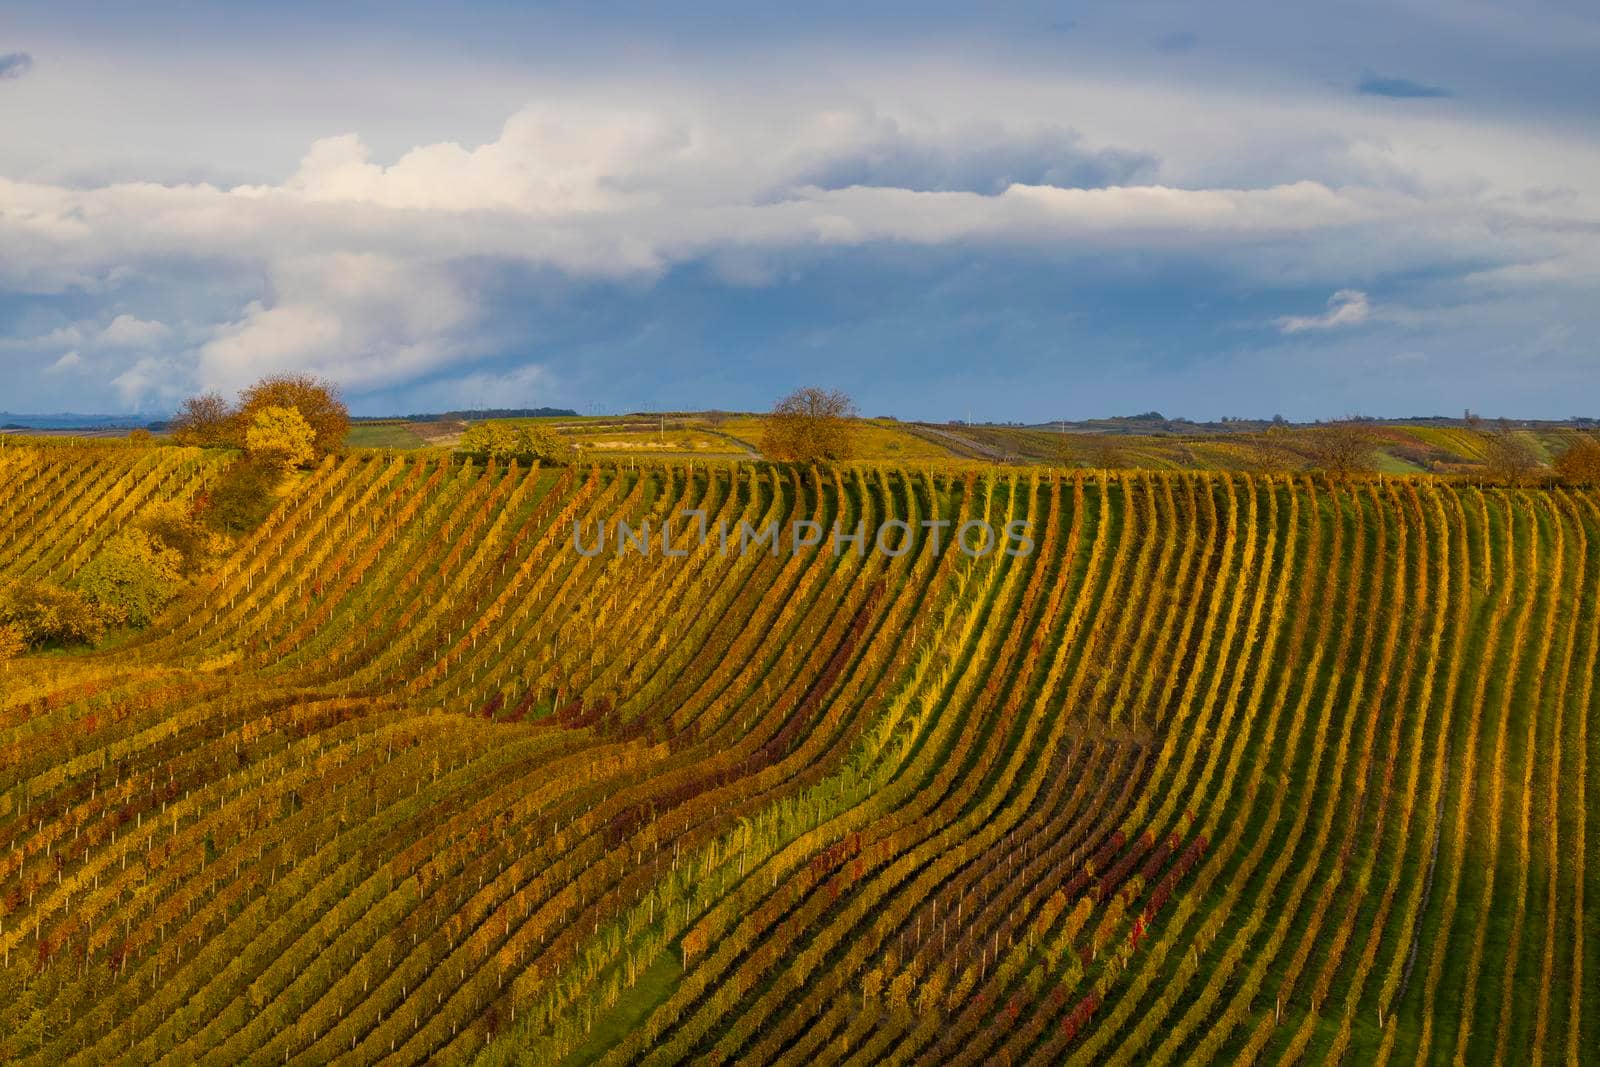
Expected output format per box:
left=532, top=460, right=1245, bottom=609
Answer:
left=1, top=441, right=1597, bottom=1065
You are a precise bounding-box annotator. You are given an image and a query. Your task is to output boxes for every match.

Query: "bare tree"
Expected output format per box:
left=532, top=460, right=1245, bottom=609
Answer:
left=171, top=391, right=237, bottom=447
left=1298, top=419, right=1378, bottom=476
left=1480, top=420, right=1543, bottom=485
left=761, top=388, right=858, bottom=462
left=1238, top=425, right=1307, bottom=472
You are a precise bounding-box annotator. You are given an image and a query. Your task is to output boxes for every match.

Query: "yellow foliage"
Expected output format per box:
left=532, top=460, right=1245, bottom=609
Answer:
left=886, top=969, right=917, bottom=1012
left=0, top=623, right=24, bottom=661
left=245, top=405, right=317, bottom=469
left=861, top=967, right=883, bottom=1001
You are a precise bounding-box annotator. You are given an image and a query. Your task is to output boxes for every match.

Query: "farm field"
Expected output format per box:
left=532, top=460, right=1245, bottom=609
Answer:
left=31, top=414, right=1587, bottom=483
left=1, top=440, right=1597, bottom=1065
left=347, top=424, right=432, bottom=450
left=432, top=414, right=1581, bottom=480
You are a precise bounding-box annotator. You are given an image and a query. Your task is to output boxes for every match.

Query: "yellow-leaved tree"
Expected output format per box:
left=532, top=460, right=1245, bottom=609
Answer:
left=235, top=373, right=349, bottom=456
left=246, top=406, right=317, bottom=470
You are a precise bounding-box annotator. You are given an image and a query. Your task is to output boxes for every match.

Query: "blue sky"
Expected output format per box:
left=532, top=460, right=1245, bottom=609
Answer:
left=1, top=2, right=1597, bottom=420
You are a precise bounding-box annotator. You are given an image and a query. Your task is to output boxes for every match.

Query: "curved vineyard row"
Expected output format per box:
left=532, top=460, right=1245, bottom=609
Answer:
left=0, top=444, right=1595, bottom=1065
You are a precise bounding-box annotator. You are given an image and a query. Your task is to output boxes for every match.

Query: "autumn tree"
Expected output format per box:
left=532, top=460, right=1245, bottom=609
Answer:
left=171, top=374, right=349, bottom=454
left=1554, top=433, right=1600, bottom=485
left=245, top=406, right=317, bottom=470
left=458, top=421, right=515, bottom=458
left=171, top=391, right=238, bottom=447
left=1481, top=421, right=1543, bottom=486
left=236, top=373, right=349, bottom=456
left=0, top=580, right=104, bottom=648
left=1298, top=420, right=1378, bottom=476
left=761, top=387, right=858, bottom=463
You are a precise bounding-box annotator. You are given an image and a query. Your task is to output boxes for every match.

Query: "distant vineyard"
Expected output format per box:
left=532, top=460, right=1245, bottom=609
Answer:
left=1, top=444, right=1595, bottom=1065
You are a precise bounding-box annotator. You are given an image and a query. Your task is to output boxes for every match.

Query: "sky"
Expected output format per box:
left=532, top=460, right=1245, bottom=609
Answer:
left=1, top=1, right=1598, bottom=421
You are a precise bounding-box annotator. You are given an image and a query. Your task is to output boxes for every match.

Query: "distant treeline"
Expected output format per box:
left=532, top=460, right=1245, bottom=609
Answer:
left=368, top=407, right=579, bottom=423
left=0, top=413, right=158, bottom=430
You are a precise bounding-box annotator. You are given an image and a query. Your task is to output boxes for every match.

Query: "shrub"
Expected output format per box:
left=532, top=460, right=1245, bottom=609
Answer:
left=202, top=461, right=284, bottom=534
left=457, top=422, right=575, bottom=464
left=0, top=580, right=105, bottom=648
left=139, top=499, right=219, bottom=572
left=76, top=528, right=185, bottom=627
left=0, top=623, right=25, bottom=661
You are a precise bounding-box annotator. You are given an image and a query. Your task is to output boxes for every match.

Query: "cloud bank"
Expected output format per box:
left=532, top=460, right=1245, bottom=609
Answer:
left=0, top=22, right=1596, bottom=419
left=4, top=98, right=1451, bottom=406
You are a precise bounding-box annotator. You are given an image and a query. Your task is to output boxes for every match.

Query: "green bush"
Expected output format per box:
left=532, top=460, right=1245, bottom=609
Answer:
left=457, top=421, right=575, bottom=464
left=76, top=528, right=184, bottom=627
left=203, top=460, right=283, bottom=534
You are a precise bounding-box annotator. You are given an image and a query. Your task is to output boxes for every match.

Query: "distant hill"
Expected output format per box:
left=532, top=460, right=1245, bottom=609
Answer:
left=0, top=412, right=159, bottom=430
left=0, top=408, right=579, bottom=430
left=377, top=407, right=579, bottom=422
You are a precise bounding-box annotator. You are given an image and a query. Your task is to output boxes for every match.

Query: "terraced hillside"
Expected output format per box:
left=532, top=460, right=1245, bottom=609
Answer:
left=1, top=444, right=1596, bottom=1065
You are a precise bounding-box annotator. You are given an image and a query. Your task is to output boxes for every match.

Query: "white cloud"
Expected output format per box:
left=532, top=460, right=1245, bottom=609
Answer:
left=0, top=106, right=1436, bottom=405
left=428, top=362, right=553, bottom=410
left=1, top=70, right=1596, bottom=408
left=43, top=350, right=82, bottom=374
left=1277, top=289, right=1372, bottom=333
left=197, top=254, right=477, bottom=394
left=110, top=355, right=186, bottom=409
left=99, top=313, right=171, bottom=347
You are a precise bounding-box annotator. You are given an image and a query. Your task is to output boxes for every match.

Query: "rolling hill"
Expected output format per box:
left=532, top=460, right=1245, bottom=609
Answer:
left=0, top=440, right=1595, bottom=1064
